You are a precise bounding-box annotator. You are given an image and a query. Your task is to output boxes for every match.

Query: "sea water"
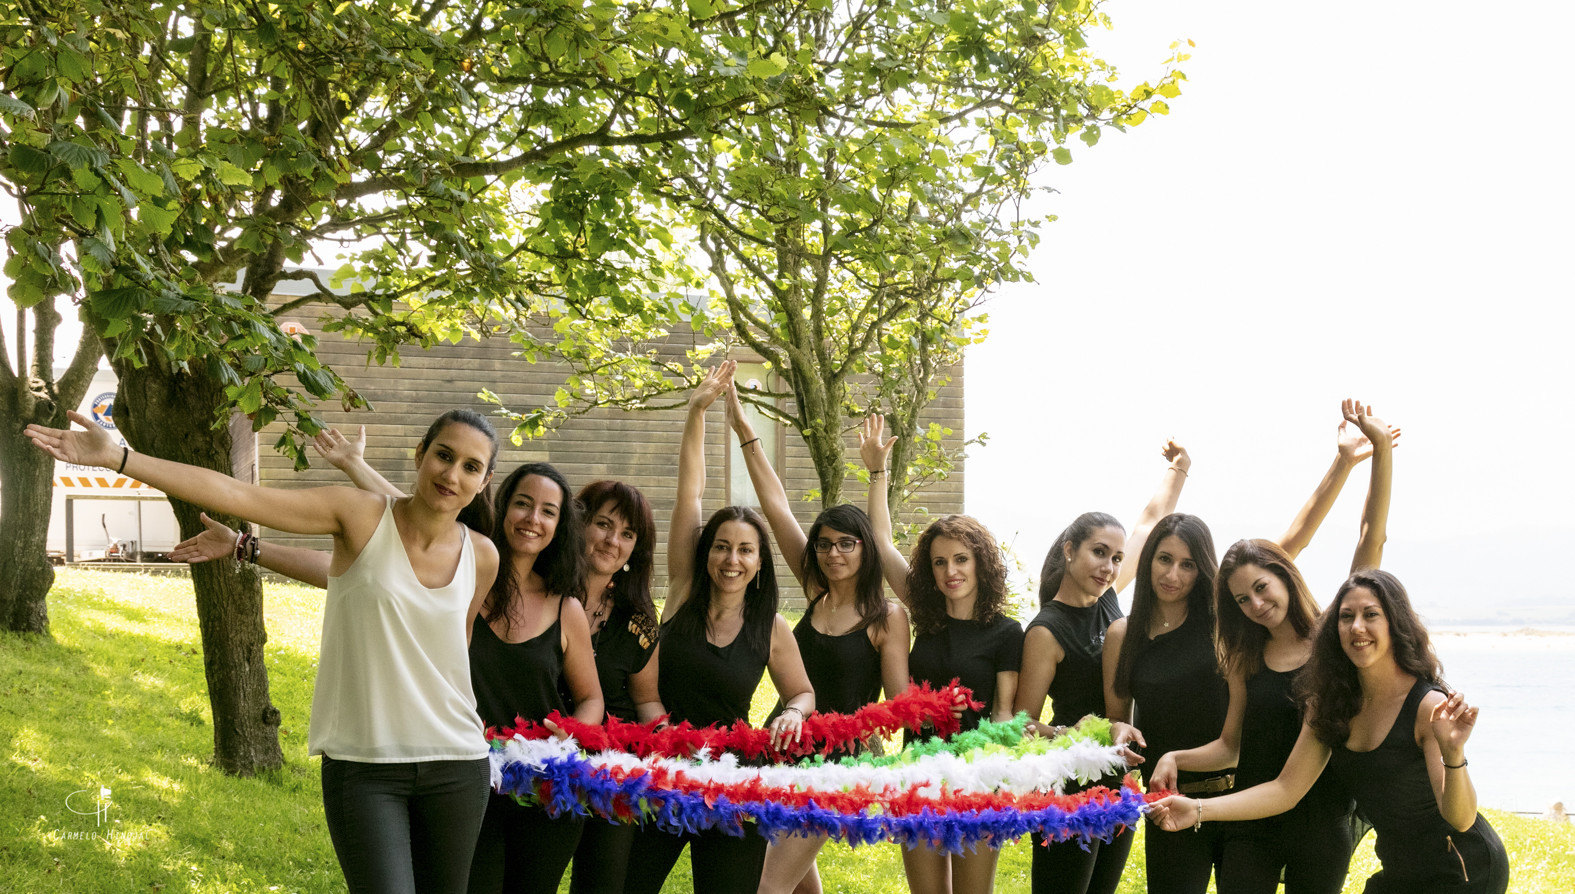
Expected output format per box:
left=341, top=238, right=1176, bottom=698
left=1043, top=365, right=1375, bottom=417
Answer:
left=1431, top=627, right=1575, bottom=814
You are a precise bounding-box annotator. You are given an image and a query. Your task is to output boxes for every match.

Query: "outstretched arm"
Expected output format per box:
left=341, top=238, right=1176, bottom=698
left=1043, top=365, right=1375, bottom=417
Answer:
left=1348, top=400, right=1393, bottom=573
left=168, top=512, right=334, bottom=588
left=27, top=410, right=369, bottom=537
left=1277, top=401, right=1402, bottom=560
left=860, top=413, right=911, bottom=604
left=725, top=380, right=808, bottom=586
left=1149, top=722, right=1331, bottom=831
left=1114, top=441, right=1190, bottom=595
left=664, top=361, right=734, bottom=622
left=314, top=426, right=404, bottom=498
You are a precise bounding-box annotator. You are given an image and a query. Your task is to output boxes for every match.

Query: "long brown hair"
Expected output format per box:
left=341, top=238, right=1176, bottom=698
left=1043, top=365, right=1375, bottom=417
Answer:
left=667, top=506, right=779, bottom=659
left=1214, top=539, right=1320, bottom=678
left=1112, top=513, right=1219, bottom=700
left=803, top=503, right=888, bottom=634
left=906, top=515, right=1012, bottom=636
left=416, top=409, right=498, bottom=536
left=1296, top=569, right=1445, bottom=747
left=577, top=480, right=657, bottom=625
left=485, top=463, right=585, bottom=636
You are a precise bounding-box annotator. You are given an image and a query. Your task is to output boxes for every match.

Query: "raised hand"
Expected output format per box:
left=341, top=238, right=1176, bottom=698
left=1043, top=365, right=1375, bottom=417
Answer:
left=312, top=425, right=366, bottom=471
left=724, top=370, right=752, bottom=437
left=1337, top=402, right=1402, bottom=464
left=689, top=359, right=736, bottom=413
left=1161, top=439, right=1191, bottom=474
left=1341, top=399, right=1394, bottom=452
left=1145, top=794, right=1198, bottom=832
left=24, top=410, right=121, bottom=469
left=167, top=512, right=241, bottom=565
left=1429, top=691, right=1480, bottom=762
left=859, top=413, right=897, bottom=473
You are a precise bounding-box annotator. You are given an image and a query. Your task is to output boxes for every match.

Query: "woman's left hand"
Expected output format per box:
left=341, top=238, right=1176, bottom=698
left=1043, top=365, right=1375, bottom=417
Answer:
left=1429, top=691, right=1479, bottom=760
left=769, top=707, right=806, bottom=752
left=1161, top=439, right=1190, bottom=474
left=1145, top=794, right=1197, bottom=832
left=1111, top=720, right=1147, bottom=766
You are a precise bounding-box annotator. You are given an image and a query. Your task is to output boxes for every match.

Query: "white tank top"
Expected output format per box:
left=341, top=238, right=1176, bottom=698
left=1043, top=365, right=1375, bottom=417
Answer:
left=308, top=498, right=487, bottom=762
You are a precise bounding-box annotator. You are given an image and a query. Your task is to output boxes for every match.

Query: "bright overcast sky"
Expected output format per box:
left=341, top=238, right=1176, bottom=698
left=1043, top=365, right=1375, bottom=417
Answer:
left=964, top=0, right=1575, bottom=619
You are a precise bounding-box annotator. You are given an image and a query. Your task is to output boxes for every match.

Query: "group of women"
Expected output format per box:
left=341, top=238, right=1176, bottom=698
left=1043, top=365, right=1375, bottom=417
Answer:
left=25, top=365, right=1510, bottom=894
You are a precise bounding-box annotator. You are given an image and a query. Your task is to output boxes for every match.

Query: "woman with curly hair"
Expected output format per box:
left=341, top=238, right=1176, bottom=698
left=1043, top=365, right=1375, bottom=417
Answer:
left=888, top=513, right=1021, bottom=894
left=1150, top=570, right=1509, bottom=893
left=1012, top=442, right=1190, bottom=894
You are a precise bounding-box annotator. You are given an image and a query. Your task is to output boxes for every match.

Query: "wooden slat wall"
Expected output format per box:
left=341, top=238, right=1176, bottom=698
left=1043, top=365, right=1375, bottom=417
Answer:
left=256, top=311, right=965, bottom=610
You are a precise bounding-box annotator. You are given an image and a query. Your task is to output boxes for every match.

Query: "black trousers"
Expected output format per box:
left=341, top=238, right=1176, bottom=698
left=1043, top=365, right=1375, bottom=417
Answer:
left=467, top=793, right=586, bottom=894
left=320, top=755, right=491, bottom=894
left=569, top=819, right=637, bottom=894
left=1030, top=825, right=1134, bottom=894
left=1142, top=821, right=1223, bottom=894
left=622, top=822, right=768, bottom=894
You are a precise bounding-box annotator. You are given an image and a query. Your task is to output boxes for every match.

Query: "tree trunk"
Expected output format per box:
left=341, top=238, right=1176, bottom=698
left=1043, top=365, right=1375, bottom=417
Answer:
left=111, top=353, right=283, bottom=775
left=0, top=411, right=58, bottom=633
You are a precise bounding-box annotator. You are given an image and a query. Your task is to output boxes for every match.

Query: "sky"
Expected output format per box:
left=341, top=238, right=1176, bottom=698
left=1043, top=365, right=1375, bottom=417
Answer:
left=963, top=0, right=1575, bottom=621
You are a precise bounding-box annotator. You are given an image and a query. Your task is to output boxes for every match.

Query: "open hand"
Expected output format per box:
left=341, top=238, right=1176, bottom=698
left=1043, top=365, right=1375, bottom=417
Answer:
left=1337, top=400, right=1402, bottom=464
left=167, top=512, right=241, bottom=565
left=1341, top=399, right=1393, bottom=454
left=689, top=360, right=736, bottom=413
left=859, top=413, right=897, bottom=474
left=24, top=410, right=121, bottom=469
left=1429, top=691, right=1479, bottom=761
left=313, top=425, right=367, bottom=470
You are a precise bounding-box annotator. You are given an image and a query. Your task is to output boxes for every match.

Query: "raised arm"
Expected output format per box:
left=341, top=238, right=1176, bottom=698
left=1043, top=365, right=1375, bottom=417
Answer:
left=168, top=512, right=334, bottom=588
left=860, top=414, right=911, bottom=604
left=1113, top=441, right=1190, bottom=594
left=1347, top=401, right=1393, bottom=573
left=1149, top=722, right=1332, bottom=831
left=27, top=410, right=371, bottom=537
left=725, top=379, right=808, bottom=584
left=1276, top=401, right=1402, bottom=560
left=664, top=361, right=735, bottom=621
left=314, top=425, right=405, bottom=498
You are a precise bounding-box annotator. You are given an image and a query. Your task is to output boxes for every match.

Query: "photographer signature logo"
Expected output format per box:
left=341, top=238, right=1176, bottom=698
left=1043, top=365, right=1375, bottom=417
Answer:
left=65, top=786, right=112, bottom=825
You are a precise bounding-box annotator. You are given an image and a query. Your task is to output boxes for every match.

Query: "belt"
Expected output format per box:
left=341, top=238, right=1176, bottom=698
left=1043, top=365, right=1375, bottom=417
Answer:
left=1177, top=774, right=1234, bottom=795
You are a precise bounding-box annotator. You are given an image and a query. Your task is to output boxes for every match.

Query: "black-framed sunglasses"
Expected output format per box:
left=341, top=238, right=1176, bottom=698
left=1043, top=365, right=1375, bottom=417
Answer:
left=813, top=538, right=862, bottom=554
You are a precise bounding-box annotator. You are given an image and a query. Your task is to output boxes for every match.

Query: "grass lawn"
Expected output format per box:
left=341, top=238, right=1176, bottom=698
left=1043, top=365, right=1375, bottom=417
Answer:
left=0, top=569, right=1569, bottom=892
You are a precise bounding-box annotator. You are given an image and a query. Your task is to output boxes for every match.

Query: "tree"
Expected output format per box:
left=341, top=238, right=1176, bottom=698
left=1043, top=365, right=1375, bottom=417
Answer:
left=496, top=0, right=1188, bottom=513
left=0, top=0, right=781, bottom=772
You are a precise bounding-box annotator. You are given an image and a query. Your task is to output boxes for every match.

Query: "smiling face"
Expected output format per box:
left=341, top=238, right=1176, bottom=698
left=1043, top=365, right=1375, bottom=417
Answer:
left=584, top=501, right=637, bottom=576
left=1064, top=525, right=1126, bottom=598
left=1150, top=535, right=1198, bottom=606
left=502, top=473, right=562, bottom=558
left=929, top=535, right=977, bottom=605
left=813, top=526, right=863, bottom=584
left=414, top=422, right=494, bottom=513
left=707, top=519, right=761, bottom=596
left=1338, top=585, right=1392, bottom=670
left=1228, top=563, right=1291, bottom=631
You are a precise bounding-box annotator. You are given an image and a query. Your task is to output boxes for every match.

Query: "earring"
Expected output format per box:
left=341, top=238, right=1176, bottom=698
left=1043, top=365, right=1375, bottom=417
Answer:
left=623, top=563, right=631, bottom=573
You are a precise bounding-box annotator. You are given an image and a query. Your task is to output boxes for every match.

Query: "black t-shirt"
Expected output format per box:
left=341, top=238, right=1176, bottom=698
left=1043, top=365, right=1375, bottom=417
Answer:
left=591, top=603, right=658, bottom=721
left=1128, top=609, right=1230, bottom=788
left=908, top=613, right=1024, bottom=732
left=1025, top=587, right=1121, bottom=727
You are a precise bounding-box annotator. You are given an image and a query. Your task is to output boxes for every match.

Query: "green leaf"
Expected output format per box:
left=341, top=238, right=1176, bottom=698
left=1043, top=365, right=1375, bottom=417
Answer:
left=46, top=140, right=109, bottom=170
left=1051, top=147, right=1073, bottom=165
left=115, top=158, right=165, bottom=196
left=215, top=160, right=253, bottom=186
left=0, top=93, right=35, bottom=120
left=8, top=143, right=51, bottom=175
left=747, top=56, right=785, bottom=78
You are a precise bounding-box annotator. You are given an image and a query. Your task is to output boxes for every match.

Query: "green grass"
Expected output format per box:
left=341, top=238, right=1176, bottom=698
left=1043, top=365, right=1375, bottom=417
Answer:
left=1, top=569, right=1569, bottom=892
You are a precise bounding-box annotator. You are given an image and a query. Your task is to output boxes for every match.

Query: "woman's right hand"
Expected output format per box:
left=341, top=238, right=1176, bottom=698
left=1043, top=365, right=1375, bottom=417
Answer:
left=25, top=410, right=121, bottom=469
left=312, top=425, right=366, bottom=471
left=1161, top=439, right=1190, bottom=473
left=859, top=413, right=897, bottom=473
left=1149, top=752, right=1179, bottom=791
left=167, top=512, right=240, bottom=565
left=1341, top=399, right=1394, bottom=453
left=1146, top=794, right=1198, bottom=832
left=1337, top=401, right=1402, bottom=464
left=689, top=359, right=736, bottom=413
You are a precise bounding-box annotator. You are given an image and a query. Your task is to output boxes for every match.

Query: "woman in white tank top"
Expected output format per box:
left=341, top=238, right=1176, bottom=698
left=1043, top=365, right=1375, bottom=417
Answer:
left=26, top=408, right=502, bottom=894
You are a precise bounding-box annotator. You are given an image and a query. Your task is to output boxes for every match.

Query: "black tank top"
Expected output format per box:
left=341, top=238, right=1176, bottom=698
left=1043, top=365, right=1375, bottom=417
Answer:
left=1026, top=588, right=1121, bottom=726
left=657, top=617, right=769, bottom=728
left=1326, top=679, right=1505, bottom=889
left=469, top=598, right=566, bottom=730
left=592, top=602, right=659, bottom=721
left=1128, top=609, right=1229, bottom=788
left=793, top=598, right=883, bottom=715
left=1236, top=665, right=1350, bottom=823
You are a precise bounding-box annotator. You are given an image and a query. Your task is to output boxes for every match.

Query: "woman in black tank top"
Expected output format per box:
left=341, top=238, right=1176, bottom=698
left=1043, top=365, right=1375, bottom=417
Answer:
left=622, top=361, right=816, bottom=894
left=1151, top=401, right=1398, bottom=894
left=1013, top=442, right=1189, bottom=894
left=727, top=395, right=912, bottom=894
left=1149, top=570, right=1507, bottom=894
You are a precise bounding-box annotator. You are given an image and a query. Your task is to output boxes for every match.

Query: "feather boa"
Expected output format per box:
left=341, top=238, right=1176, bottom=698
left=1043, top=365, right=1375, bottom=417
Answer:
left=488, top=688, right=1150, bottom=852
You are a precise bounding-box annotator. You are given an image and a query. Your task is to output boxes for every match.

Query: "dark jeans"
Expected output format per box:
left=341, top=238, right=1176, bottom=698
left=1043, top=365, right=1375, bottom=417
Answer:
left=569, top=819, right=637, bottom=894
left=468, top=793, right=586, bottom=894
left=1031, top=825, right=1134, bottom=894
left=320, top=754, right=491, bottom=894
left=1217, top=811, right=1355, bottom=894
left=622, top=823, right=768, bottom=894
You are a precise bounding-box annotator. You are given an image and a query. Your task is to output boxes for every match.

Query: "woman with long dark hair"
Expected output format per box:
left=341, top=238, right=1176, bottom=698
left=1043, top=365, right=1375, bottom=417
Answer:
left=621, top=360, right=816, bottom=894
left=1146, top=402, right=1398, bottom=894
left=725, top=392, right=911, bottom=894
left=30, top=409, right=502, bottom=894
left=1011, top=443, right=1190, bottom=894
left=1150, top=570, right=1509, bottom=893
left=892, top=513, right=1021, bottom=894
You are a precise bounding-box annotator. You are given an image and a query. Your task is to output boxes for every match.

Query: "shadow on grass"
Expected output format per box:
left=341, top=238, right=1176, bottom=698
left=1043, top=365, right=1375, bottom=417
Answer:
left=0, top=588, right=340, bottom=894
